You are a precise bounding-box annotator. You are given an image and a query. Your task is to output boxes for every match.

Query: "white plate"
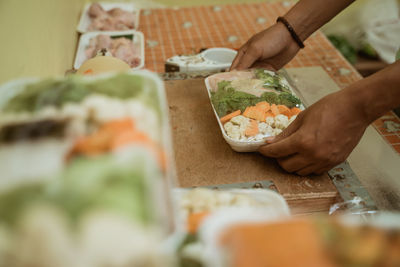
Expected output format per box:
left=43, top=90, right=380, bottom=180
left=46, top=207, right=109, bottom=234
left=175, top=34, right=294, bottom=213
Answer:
left=77, top=2, right=140, bottom=33
left=204, top=70, right=305, bottom=152
left=74, top=30, right=145, bottom=70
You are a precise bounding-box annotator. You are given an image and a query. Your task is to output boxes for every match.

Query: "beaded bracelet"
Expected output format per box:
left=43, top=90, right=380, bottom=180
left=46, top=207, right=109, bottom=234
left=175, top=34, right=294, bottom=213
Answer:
left=277, top=16, right=305, bottom=49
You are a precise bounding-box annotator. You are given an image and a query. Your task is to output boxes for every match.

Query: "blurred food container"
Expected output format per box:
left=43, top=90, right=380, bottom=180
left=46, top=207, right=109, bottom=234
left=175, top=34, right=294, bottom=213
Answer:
left=77, top=2, right=140, bottom=33
left=74, top=30, right=145, bottom=71
left=0, top=71, right=176, bottom=266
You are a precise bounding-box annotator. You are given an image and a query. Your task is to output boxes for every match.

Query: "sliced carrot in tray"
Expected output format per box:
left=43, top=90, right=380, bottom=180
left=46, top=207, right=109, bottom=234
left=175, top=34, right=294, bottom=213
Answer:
left=243, top=106, right=266, bottom=122
left=291, top=107, right=302, bottom=117
left=265, top=111, right=274, bottom=118
left=271, top=104, right=280, bottom=116
left=277, top=105, right=291, bottom=118
left=221, top=110, right=241, bottom=124
left=245, top=119, right=259, bottom=137
left=256, top=101, right=271, bottom=113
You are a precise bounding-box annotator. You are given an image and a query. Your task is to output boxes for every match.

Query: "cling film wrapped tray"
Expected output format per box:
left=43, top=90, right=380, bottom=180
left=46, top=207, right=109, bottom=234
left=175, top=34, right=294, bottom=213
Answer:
left=0, top=71, right=176, bottom=266
left=74, top=30, right=145, bottom=70
left=77, top=2, right=141, bottom=33
left=204, top=69, right=305, bottom=152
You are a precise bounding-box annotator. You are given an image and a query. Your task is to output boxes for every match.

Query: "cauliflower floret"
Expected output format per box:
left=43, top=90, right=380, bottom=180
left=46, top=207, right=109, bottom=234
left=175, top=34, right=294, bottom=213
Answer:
left=265, top=116, right=275, bottom=127
left=224, top=122, right=241, bottom=140
left=230, top=115, right=250, bottom=126
left=289, top=115, right=297, bottom=125
left=274, top=114, right=289, bottom=129
left=258, top=122, right=274, bottom=136
left=273, top=128, right=283, bottom=136
left=229, top=115, right=250, bottom=139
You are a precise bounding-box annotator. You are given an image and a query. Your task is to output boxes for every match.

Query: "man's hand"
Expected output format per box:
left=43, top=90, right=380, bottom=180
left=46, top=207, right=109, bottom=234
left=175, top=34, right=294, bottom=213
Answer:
left=258, top=90, right=369, bottom=176
left=230, top=22, right=300, bottom=71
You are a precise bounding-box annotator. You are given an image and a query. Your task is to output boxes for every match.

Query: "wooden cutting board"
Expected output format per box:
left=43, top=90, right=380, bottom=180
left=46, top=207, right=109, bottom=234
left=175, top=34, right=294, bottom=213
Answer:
left=165, top=67, right=341, bottom=214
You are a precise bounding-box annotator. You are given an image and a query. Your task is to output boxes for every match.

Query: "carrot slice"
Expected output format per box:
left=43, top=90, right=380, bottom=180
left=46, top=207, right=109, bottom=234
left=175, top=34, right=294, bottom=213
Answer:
left=243, top=107, right=252, bottom=117
left=245, top=120, right=259, bottom=137
left=265, top=111, right=274, bottom=118
left=220, top=110, right=241, bottom=124
left=256, top=101, right=271, bottom=113
left=271, top=104, right=280, bottom=116
left=187, top=211, right=210, bottom=234
left=291, top=107, right=302, bottom=117
left=277, top=105, right=291, bottom=118
left=243, top=106, right=265, bottom=122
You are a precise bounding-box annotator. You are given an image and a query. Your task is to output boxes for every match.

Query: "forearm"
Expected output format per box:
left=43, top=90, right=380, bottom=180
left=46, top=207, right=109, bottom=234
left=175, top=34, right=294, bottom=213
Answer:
left=284, top=0, right=354, bottom=41
left=346, top=61, right=400, bottom=124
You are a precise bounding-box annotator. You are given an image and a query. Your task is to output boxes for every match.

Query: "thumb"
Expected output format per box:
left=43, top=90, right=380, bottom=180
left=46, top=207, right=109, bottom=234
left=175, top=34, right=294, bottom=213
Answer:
left=266, top=115, right=302, bottom=144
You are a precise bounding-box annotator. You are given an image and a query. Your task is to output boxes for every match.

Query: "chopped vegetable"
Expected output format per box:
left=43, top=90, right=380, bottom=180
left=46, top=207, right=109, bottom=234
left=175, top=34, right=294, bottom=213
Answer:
left=187, top=211, right=210, bottom=234
left=245, top=120, right=259, bottom=137
left=243, top=106, right=266, bottom=122
left=256, top=101, right=271, bottom=113
left=220, top=110, right=241, bottom=124
left=277, top=105, right=291, bottom=118
left=271, top=104, right=279, bottom=117
left=291, top=107, right=302, bottom=117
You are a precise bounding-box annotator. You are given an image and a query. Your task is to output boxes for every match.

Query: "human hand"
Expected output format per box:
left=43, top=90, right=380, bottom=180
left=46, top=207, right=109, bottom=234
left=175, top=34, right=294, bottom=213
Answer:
left=230, top=22, right=300, bottom=71
left=258, top=90, right=369, bottom=176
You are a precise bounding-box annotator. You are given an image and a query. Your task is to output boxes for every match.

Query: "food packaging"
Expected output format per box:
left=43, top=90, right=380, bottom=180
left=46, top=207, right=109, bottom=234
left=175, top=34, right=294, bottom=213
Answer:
left=74, top=30, right=145, bottom=70
left=199, top=211, right=400, bottom=267
left=172, top=187, right=290, bottom=233
left=77, top=2, right=140, bottom=33
left=204, top=69, right=305, bottom=152
left=0, top=71, right=176, bottom=266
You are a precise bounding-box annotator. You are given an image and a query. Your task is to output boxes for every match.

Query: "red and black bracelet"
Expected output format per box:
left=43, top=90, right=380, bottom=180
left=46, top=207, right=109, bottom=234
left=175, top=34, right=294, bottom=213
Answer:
left=277, top=16, right=305, bottom=49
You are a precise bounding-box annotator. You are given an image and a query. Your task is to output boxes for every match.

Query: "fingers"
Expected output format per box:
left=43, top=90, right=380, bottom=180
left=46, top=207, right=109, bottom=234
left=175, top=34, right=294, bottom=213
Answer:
left=259, top=134, right=298, bottom=158
left=277, top=155, right=313, bottom=173
left=230, top=44, right=248, bottom=71
left=267, top=115, right=302, bottom=144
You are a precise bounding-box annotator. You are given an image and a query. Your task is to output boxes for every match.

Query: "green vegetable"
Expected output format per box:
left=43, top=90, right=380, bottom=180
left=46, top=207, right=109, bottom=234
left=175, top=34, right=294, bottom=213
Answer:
left=396, top=48, right=400, bottom=61
left=0, top=153, right=158, bottom=227
left=211, top=80, right=302, bottom=117
left=260, top=92, right=280, bottom=105
left=254, top=69, right=290, bottom=93
left=211, top=82, right=260, bottom=117
left=3, top=74, right=161, bottom=116
left=327, top=35, right=357, bottom=64
left=278, top=92, right=302, bottom=108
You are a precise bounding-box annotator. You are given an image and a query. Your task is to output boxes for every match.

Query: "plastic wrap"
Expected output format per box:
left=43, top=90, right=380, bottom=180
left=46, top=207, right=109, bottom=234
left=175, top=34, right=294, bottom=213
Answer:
left=204, top=69, right=305, bottom=152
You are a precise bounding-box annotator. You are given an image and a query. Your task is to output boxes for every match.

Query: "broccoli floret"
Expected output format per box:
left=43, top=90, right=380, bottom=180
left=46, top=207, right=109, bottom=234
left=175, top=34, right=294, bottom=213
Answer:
left=278, top=92, right=301, bottom=108
left=260, top=92, right=280, bottom=105
left=217, top=80, right=232, bottom=91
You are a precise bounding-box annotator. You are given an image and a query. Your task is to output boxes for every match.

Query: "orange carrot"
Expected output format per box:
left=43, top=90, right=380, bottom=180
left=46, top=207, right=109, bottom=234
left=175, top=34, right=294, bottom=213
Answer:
left=271, top=104, right=280, bottom=116
left=245, top=120, right=259, bottom=137
left=243, top=106, right=265, bottom=122
left=243, top=107, right=251, bottom=117
left=221, top=110, right=241, bottom=124
left=256, top=101, right=271, bottom=113
left=290, top=107, right=302, bottom=117
left=277, top=105, right=291, bottom=118
left=265, top=111, right=274, bottom=118
left=187, top=211, right=210, bottom=234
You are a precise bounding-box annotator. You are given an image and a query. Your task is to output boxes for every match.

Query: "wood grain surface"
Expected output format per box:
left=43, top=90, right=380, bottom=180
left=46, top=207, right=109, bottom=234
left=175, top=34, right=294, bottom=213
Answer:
left=165, top=76, right=339, bottom=214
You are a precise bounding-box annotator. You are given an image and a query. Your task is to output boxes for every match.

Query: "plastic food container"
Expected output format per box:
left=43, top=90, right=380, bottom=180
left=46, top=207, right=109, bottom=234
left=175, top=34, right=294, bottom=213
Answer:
left=172, top=187, right=290, bottom=232
left=204, top=69, right=305, bottom=152
left=0, top=71, right=176, bottom=266
left=77, top=2, right=140, bottom=33
left=74, top=30, right=145, bottom=70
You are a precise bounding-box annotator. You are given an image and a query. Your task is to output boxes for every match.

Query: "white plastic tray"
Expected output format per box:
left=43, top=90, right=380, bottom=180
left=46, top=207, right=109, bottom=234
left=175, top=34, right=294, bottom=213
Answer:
left=204, top=70, right=304, bottom=152
left=74, top=30, right=145, bottom=70
left=77, top=2, right=140, bottom=33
